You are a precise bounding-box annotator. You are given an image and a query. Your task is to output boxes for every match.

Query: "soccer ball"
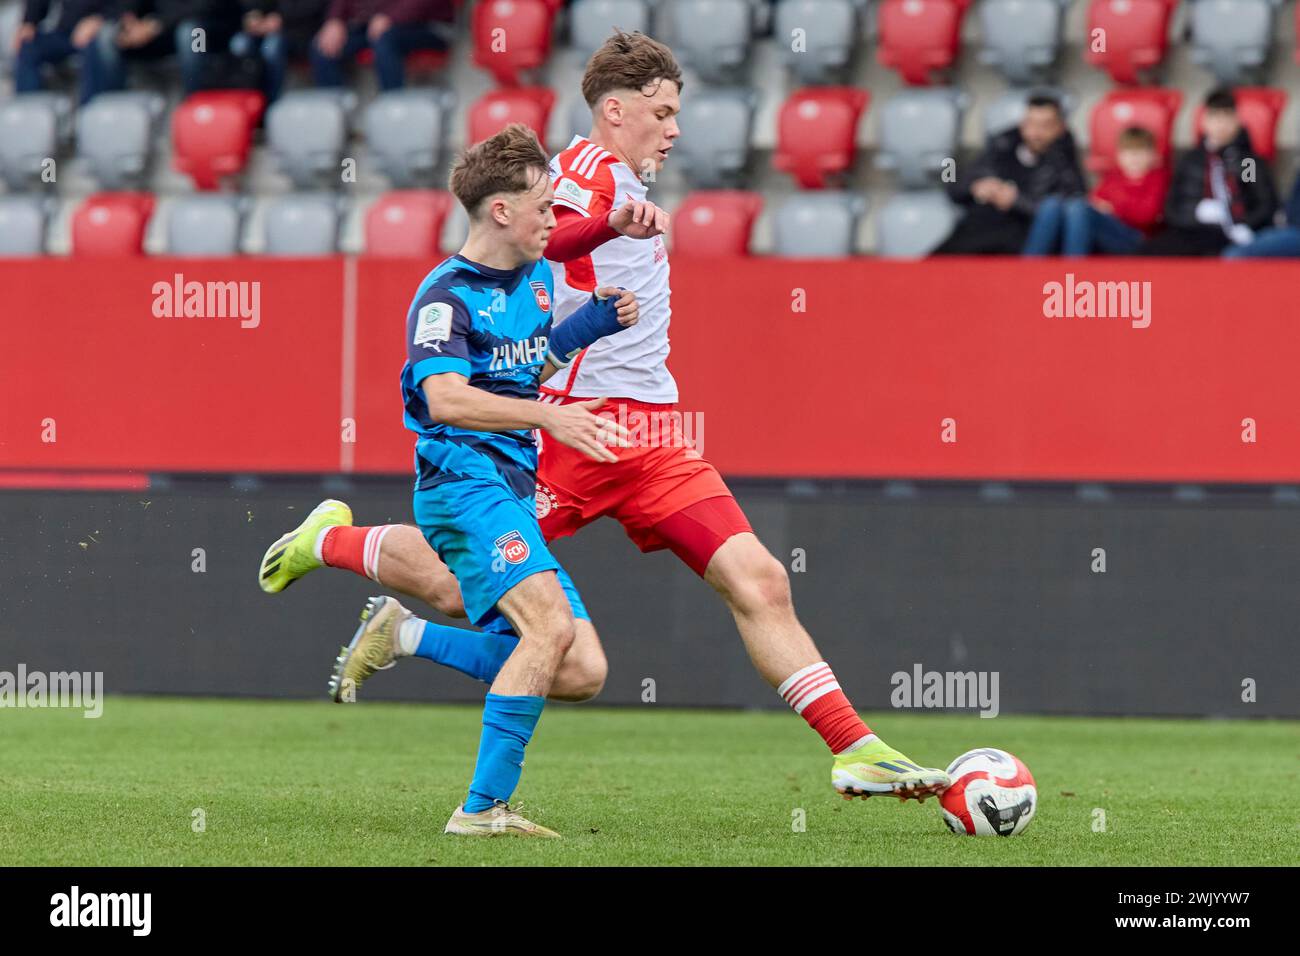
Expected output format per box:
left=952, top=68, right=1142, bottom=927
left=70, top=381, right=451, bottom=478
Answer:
left=939, top=748, right=1037, bottom=837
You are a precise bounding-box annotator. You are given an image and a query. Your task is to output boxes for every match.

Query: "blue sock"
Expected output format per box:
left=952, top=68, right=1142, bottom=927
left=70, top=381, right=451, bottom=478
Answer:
left=412, top=620, right=517, bottom=684
left=463, top=693, right=545, bottom=813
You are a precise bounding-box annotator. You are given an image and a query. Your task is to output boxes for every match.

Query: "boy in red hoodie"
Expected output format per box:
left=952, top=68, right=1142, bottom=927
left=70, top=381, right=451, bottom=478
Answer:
left=1024, top=126, right=1168, bottom=256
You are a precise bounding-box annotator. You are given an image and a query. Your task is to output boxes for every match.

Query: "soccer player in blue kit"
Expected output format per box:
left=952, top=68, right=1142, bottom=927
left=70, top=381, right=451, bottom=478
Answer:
left=377, top=124, right=638, bottom=837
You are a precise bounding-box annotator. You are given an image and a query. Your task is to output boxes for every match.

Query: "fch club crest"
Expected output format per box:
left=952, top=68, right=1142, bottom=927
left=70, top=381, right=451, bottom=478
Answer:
left=530, top=281, right=551, bottom=312
left=494, top=530, right=531, bottom=565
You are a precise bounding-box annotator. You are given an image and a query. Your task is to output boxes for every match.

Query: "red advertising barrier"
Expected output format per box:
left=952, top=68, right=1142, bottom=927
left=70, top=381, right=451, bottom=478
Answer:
left=1, top=257, right=1296, bottom=482
left=668, top=257, right=1300, bottom=482
left=1, top=259, right=345, bottom=473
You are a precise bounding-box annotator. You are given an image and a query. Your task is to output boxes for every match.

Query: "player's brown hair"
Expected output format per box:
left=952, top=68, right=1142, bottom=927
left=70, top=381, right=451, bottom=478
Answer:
left=448, top=123, right=550, bottom=219
left=581, top=30, right=683, bottom=108
left=1117, top=126, right=1157, bottom=151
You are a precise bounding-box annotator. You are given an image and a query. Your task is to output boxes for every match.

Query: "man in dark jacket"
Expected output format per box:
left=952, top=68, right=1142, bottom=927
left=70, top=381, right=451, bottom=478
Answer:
left=12, top=0, right=110, bottom=102
left=932, top=94, right=1086, bottom=255
left=1225, top=170, right=1300, bottom=259
left=1140, top=88, right=1278, bottom=257
left=310, top=0, right=452, bottom=91
left=230, top=0, right=328, bottom=101
left=86, top=0, right=243, bottom=97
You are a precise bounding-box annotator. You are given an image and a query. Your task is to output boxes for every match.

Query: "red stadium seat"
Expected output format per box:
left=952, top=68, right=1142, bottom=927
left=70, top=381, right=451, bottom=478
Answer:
left=1087, top=88, right=1182, bottom=173
left=468, top=87, right=556, bottom=145
left=1192, top=87, right=1286, bottom=164
left=1084, top=0, right=1177, bottom=85
left=202, top=88, right=264, bottom=122
left=773, top=87, right=869, bottom=189
left=671, top=191, right=763, bottom=257
left=472, top=0, right=556, bottom=86
left=71, top=192, right=155, bottom=256
left=876, top=0, right=972, bottom=86
left=365, top=190, right=454, bottom=257
left=171, top=91, right=266, bottom=191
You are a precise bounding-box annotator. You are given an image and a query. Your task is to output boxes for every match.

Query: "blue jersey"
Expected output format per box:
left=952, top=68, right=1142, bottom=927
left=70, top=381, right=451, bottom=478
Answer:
left=401, top=254, right=555, bottom=500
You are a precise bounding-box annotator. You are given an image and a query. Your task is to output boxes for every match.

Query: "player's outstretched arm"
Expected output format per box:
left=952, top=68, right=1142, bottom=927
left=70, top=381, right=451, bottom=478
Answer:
left=545, top=286, right=638, bottom=371
left=543, top=202, right=668, bottom=263
left=422, top=372, right=555, bottom=433
left=606, top=200, right=668, bottom=241
left=420, top=374, right=629, bottom=462
left=537, top=398, right=630, bottom=463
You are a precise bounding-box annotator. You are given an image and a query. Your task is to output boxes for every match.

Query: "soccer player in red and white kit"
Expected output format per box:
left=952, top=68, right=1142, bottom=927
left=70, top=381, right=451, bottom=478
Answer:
left=259, top=31, right=949, bottom=803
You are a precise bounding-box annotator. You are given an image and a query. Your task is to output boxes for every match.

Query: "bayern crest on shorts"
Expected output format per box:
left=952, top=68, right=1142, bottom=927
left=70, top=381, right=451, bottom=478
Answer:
left=494, top=530, right=531, bottom=565
left=534, top=483, right=558, bottom=520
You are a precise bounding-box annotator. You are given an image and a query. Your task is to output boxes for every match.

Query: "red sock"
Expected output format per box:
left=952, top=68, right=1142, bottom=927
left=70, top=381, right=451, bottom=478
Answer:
left=778, top=662, right=872, bottom=754
left=320, top=525, right=394, bottom=583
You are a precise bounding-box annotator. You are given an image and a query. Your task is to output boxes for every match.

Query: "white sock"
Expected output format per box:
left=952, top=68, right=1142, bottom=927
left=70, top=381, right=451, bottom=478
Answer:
left=840, top=733, right=879, bottom=754
left=776, top=661, right=840, bottom=714
left=396, top=617, right=423, bottom=657
left=364, top=526, right=393, bottom=582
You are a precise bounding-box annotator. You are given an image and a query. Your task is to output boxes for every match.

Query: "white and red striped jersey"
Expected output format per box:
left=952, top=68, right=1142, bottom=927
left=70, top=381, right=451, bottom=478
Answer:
left=546, top=135, right=676, bottom=403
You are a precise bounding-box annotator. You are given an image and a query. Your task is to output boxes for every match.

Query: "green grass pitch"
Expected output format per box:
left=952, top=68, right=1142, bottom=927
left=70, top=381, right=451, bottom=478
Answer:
left=2, top=697, right=1295, bottom=866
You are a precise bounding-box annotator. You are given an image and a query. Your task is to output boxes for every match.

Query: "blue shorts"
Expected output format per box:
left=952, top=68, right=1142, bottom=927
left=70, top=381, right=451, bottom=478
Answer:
left=413, top=476, right=589, bottom=633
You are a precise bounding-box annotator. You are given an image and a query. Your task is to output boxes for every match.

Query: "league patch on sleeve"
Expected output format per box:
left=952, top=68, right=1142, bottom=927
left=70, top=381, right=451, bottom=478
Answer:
left=554, top=177, right=594, bottom=212
left=413, top=301, right=453, bottom=350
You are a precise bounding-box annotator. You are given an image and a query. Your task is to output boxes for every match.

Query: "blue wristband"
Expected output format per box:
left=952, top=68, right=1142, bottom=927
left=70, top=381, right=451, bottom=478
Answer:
left=546, top=289, right=625, bottom=367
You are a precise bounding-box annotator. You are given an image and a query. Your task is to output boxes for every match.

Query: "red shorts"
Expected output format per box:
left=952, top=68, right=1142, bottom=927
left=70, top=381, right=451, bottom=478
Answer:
left=535, top=395, right=752, bottom=576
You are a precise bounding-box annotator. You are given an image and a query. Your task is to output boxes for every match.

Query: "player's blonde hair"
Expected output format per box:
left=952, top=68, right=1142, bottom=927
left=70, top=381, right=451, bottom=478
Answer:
left=581, top=30, right=683, bottom=108
left=449, top=123, right=550, bottom=219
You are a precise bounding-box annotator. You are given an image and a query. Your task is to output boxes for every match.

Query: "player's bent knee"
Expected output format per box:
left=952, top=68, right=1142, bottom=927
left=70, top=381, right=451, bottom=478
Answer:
left=431, top=586, right=467, bottom=619
left=556, top=620, right=607, bottom=701
left=529, top=614, right=577, bottom=659
left=551, top=656, right=606, bottom=702
left=571, top=676, right=605, bottom=702
left=726, top=553, right=793, bottom=616
left=556, top=619, right=578, bottom=657
left=572, top=650, right=608, bottom=701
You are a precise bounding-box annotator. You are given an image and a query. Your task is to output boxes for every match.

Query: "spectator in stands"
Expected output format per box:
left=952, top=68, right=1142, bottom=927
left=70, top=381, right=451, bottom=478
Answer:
left=932, top=94, right=1084, bottom=255
left=1139, top=88, right=1277, bottom=257
left=13, top=0, right=110, bottom=102
left=230, top=0, right=327, bottom=101
left=310, top=0, right=453, bottom=91
left=88, top=0, right=244, bottom=97
left=1224, top=170, right=1300, bottom=259
left=1024, top=126, right=1169, bottom=256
